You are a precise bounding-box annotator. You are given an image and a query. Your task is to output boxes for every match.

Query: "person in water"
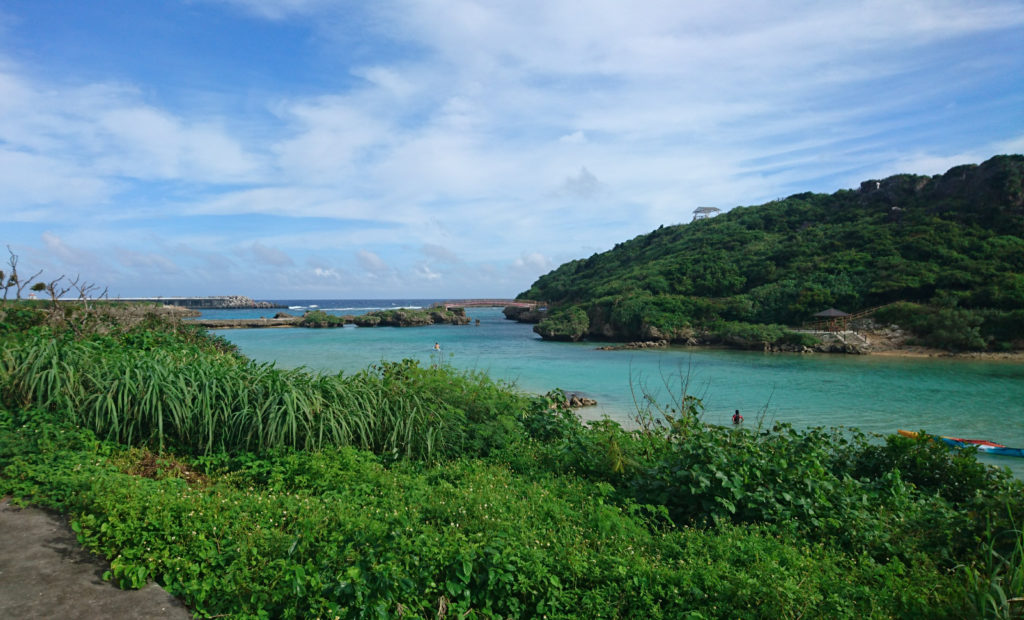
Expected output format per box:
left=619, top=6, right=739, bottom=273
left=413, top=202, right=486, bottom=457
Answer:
left=433, top=342, right=441, bottom=351
left=732, top=409, right=743, bottom=424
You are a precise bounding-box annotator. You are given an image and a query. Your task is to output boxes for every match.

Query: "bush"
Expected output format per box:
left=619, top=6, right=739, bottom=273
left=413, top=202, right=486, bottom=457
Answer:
left=534, top=307, right=590, bottom=341
left=0, top=409, right=963, bottom=618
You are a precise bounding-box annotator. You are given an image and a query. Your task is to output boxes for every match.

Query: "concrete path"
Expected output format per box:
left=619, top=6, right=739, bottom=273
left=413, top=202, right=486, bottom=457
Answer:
left=0, top=496, right=191, bottom=619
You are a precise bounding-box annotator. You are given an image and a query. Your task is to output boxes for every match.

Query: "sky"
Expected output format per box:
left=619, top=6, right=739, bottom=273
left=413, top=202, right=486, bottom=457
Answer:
left=1, top=0, right=1022, bottom=299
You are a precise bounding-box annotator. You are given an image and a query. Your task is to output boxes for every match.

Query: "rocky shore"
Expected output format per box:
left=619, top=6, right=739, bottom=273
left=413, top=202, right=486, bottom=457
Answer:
left=595, top=341, right=668, bottom=350
left=574, top=315, right=1024, bottom=357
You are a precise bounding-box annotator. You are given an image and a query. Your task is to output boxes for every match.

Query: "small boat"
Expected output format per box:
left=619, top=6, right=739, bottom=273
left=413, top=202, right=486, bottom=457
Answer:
left=897, top=430, right=1024, bottom=458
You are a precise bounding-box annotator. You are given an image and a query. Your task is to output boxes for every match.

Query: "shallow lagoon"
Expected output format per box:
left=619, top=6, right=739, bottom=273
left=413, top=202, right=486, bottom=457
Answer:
left=209, top=302, right=1024, bottom=477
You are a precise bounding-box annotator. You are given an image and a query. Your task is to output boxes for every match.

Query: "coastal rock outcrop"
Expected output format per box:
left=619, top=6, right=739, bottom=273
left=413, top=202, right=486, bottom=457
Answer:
left=503, top=305, right=546, bottom=323
left=565, top=392, right=598, bottom=408
left=352, top=308, right=470, bottom=327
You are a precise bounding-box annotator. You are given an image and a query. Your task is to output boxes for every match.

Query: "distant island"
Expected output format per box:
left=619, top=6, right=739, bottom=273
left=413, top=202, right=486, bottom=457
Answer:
left=511, top=154, right=1024, bottom=354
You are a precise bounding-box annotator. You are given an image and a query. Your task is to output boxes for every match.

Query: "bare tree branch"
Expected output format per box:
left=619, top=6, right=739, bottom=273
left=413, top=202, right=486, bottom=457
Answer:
left=45, top=275, right=69, bottom=311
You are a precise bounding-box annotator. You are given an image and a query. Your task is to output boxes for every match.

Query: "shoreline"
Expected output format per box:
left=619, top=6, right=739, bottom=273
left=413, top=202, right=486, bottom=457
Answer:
left=870, top=347, right=1024, bottom=361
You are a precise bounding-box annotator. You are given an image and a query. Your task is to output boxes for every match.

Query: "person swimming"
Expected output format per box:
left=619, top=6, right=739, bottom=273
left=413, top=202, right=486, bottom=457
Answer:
left=732, top=409, right=743, bottom=424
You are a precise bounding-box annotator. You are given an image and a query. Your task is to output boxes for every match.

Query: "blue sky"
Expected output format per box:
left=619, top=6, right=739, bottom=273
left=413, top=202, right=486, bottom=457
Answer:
left=2, top=0, right=1022, bottom=299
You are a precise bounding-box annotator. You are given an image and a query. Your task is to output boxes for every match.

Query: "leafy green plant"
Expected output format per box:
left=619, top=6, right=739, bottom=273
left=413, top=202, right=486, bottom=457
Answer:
left=961, top=515, right=1024, bottom=619
left=0, top=406, right=964, bottom=618
left=534, top=306, right=590, bottom=341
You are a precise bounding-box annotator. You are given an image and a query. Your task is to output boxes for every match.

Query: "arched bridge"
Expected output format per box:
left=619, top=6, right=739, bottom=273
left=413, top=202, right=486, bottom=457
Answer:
left=433, top=299, right=546, bottom=310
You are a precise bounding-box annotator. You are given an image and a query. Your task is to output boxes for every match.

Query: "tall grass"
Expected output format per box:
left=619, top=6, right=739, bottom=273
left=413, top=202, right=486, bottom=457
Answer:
left=962, top=514, right=1024, bottom=619
left=0, top=335, right=465, bottom=459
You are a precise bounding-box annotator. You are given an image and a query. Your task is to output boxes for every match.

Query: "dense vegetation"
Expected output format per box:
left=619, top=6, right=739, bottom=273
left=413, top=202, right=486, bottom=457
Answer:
left=1, top=300, right=1023, bottom=617
left=521, top=155, right=1024, bottom=350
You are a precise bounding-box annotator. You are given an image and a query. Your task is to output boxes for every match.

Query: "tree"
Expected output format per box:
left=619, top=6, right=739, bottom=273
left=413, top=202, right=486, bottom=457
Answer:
left=4, top=246, right=43, bottom=302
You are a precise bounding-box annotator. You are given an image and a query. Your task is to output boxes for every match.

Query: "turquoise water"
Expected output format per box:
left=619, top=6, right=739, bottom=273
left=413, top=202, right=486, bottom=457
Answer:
left=208, top=302, right=1024, bottom=477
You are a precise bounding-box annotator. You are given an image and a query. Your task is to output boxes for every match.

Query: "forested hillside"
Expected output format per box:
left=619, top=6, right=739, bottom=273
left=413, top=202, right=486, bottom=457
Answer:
left=519, top=155, right=1024, bottom=350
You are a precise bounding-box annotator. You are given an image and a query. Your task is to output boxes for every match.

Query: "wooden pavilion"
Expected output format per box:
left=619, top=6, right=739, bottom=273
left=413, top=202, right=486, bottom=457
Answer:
left=814, top=308, right=851, bottom=332
left=692, top=206, right=720, bottom=222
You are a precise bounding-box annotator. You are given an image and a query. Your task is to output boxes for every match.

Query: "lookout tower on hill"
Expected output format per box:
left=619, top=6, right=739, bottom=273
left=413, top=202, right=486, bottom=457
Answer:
left=692, top=206, right=720, bottom=222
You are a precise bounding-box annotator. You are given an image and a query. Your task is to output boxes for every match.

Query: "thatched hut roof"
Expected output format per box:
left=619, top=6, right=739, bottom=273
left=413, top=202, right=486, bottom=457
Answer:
left=813, top=308, right=850, bottom=318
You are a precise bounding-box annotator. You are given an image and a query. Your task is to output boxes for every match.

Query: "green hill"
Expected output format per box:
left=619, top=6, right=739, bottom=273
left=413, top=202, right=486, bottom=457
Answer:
left=518, top=154, right=1024, bottom=351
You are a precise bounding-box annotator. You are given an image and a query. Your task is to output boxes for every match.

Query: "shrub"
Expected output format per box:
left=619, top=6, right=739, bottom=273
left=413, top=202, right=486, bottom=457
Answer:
left=534, top=307, right=590, bottom=341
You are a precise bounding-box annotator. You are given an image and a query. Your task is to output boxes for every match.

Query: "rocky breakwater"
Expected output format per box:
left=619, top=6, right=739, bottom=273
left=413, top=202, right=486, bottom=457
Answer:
left=118, top=295, right=284, bottom=309
left=221, top=295, right=282, bottom=309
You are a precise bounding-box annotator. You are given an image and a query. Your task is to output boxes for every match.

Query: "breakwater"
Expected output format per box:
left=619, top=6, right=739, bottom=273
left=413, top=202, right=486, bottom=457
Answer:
left=115, top=295, right=285, bottom=309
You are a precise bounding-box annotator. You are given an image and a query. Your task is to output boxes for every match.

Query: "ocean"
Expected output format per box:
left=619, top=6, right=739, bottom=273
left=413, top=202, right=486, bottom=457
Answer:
left=201, top=299, right=1024, bottom=477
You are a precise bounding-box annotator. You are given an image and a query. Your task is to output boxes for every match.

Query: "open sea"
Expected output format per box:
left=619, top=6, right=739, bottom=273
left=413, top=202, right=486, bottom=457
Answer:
left=201, top=299, right=1024, bottom=477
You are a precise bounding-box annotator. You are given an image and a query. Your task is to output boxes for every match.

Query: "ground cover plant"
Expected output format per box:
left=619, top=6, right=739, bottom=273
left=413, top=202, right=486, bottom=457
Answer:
left=1, top=300, right=1023, bottom=617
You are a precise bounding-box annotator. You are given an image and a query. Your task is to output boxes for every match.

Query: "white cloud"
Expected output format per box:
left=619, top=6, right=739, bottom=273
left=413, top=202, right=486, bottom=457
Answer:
left=116, top=249, right=180, bottom=274
left=272, top=96, right=391, bottom=184
left=0, top=149, right=111, bottom=215
left=0, top=67, right=260, bottom=218
left=556, top=167, right=604, bottom=200
left=2, top=1, right=1021, bottom=297
left=209, top=0, right=335, bottom=20
left=421, top=244, right=462, bottom=264
left=351, top=66, right=417, bottom=98
left=245, top=242, right=295, bottom=267
left=414, top=263, right=442, bottom=281
left=996, top=134, right=1024, bottom=155
left=313, top=267, right=340, bottom=278
left=513, top=252, right=552, bottom=272
left=356, top=249, right=390, bottom=275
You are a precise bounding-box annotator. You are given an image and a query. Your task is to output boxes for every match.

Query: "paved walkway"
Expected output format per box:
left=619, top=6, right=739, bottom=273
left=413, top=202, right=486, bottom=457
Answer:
left=0, top=496, right=191, bottom=619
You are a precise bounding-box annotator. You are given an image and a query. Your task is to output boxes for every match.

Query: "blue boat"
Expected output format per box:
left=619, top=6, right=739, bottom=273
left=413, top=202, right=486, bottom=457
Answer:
left=897, top=430, right=1024, bottom=458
